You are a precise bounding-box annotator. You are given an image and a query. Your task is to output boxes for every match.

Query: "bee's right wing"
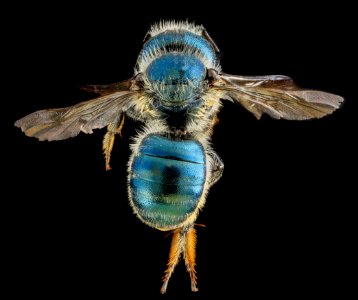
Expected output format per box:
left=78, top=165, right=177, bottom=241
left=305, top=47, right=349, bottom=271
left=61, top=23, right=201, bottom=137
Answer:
left=15, top=79, right=140, bottom=141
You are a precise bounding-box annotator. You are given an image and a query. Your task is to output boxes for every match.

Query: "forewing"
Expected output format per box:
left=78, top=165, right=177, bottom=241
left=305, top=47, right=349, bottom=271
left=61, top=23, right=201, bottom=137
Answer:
left=81, top=79, right=133, bottom=95
left=15, top=91, right=136, bottom=141
left=213, top=73, right=343, bottom=120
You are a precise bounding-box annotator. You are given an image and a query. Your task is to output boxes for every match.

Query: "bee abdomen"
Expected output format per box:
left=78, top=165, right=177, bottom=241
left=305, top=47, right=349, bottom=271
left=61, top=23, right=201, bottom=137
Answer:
left=129, top=135, right=206, bottom=229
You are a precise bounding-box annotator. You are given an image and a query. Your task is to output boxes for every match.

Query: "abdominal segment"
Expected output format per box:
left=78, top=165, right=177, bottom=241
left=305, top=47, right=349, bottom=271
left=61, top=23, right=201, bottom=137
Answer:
left=129, top=135, right=206, bottom=229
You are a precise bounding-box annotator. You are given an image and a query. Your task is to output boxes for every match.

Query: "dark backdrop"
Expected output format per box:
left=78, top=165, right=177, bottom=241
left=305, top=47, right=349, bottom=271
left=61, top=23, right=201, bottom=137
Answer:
left=3, top=2, right=354, bottom=299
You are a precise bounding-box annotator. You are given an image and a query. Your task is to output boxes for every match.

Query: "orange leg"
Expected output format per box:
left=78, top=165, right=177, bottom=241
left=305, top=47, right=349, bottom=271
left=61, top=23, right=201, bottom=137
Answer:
left=184, top=227, right=198, bottom=292
left=160, top=226, right=199, bottom=294
left=161, top=228, right=184, bottom=294
left=102, top=114, right=125, bottom=171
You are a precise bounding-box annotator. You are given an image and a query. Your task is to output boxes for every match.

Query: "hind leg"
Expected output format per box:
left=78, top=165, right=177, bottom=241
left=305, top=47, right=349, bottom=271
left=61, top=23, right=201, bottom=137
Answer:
left=160, top=226, right=199, bottom=293
left=183, top=227, right=198, bottom=292
left=161, top=228, right=185, bottom=294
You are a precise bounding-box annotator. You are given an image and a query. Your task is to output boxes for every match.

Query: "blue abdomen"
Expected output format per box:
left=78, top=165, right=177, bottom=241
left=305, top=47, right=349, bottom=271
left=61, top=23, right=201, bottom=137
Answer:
left=129, top=135, right=206, bottom=229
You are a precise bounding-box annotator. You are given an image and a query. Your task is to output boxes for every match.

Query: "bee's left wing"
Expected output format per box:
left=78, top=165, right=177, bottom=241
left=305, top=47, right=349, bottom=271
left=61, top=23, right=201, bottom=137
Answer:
left=15, top=79, right=139, bottom=141
left=211, top=72, right=343, bottom=120
left=80, top=80, right=132, bottom=95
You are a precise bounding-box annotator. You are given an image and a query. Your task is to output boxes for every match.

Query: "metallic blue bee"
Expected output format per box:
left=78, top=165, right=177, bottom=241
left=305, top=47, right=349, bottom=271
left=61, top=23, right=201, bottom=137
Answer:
left=15, top=21, right=343, bottom=293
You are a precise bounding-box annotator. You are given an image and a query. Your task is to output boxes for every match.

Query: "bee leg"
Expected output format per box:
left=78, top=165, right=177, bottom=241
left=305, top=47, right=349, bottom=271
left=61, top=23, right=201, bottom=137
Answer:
left=183, top=227, right=199, bottom=292
left=161, top=226, right=199, bottom=293
left=102, top=114, right=125, bottom=171
left=209, top=151, right=224, bottom=186
left=160, top=228, right=185, bottom=294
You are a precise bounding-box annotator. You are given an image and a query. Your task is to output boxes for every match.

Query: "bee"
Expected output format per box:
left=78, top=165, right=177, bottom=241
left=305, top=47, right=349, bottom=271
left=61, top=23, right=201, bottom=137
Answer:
left=15, top=20, right=343, bottom=293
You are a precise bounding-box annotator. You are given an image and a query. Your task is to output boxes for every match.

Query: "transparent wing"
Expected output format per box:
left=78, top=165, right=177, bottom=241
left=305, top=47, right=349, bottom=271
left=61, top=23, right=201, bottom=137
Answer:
left=212, top=73, right=344, bottom=120
left=15, top=90, right=137, bottom=141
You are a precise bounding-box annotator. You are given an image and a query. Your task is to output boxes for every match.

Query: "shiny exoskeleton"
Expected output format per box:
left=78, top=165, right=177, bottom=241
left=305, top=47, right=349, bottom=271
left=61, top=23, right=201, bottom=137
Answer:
left=127, top=24, right=222, bottom=236
left=129, top=135, right=206, bottom=229
left=15, top=21, right=343, bottom=293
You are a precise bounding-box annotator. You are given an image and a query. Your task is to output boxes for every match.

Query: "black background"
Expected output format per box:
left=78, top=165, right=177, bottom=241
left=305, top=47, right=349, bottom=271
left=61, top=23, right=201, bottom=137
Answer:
left=3, top=2, right=354, bottom=299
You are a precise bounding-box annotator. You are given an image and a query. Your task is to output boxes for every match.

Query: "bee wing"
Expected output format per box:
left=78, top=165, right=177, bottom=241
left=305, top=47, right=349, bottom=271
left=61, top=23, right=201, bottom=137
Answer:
left=15, top=89, right=137, bottom=141
left=81, top=79, right=132, bottom=95
left=212, top=73, right=344, bottom=120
